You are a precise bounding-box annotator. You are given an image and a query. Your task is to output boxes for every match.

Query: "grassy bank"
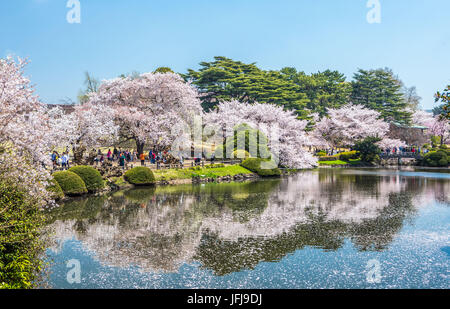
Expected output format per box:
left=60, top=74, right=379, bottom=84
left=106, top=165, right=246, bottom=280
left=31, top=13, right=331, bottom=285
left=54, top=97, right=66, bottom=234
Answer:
left=319, top=159, right=362, bottom=166
left=153, top=164, right=254, bottom=181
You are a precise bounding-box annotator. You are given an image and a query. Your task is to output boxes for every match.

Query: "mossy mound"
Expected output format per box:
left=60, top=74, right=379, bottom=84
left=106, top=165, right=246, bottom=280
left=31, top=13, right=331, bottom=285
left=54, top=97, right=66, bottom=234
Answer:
left=69, top=165, right=105, bottom=192
left=241, top=158, right=281, bottom=177
left=422, top=151, right=449, bottom=167
left=47, top=178, right=65, bottom=200
left=124, top=167, right=156, bottom=186
left=52, top=171, right=88, bottom=196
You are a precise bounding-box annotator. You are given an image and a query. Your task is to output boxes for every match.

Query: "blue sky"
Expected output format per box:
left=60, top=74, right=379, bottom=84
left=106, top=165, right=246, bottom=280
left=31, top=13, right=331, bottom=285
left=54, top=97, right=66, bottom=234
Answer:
left=1, top=0, right=449, bottom=109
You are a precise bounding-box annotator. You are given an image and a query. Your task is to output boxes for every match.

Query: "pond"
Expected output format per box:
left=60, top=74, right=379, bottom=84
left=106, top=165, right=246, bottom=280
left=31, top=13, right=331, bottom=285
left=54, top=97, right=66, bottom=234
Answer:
left=42, top=168, right=450, bottom=289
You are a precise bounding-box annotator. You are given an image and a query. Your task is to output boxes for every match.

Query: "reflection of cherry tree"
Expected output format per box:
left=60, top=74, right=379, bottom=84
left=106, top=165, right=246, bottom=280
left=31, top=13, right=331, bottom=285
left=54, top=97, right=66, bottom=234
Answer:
left=48, top=171, right=449, bottom=274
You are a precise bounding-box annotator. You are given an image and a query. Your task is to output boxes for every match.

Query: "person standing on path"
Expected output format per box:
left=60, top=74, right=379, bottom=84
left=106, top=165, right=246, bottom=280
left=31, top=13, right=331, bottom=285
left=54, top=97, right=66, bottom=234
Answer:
left=119, top=153, right=126, bottom=169
left=140, top=153, right=146, bottom=166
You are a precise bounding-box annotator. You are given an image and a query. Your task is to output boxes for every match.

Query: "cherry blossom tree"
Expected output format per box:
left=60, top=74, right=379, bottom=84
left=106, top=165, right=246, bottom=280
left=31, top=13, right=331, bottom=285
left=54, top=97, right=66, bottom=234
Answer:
left=412, top=110, right=449, bottom=146
left=203, top=100, right=317, bottom=169
left=87, top=72, right=203, bottom=155
left=314, top=104, right=406, bottom=149
left=0, top=57, right=52, bottom=206
left=47, top=103, right=119, bottom=164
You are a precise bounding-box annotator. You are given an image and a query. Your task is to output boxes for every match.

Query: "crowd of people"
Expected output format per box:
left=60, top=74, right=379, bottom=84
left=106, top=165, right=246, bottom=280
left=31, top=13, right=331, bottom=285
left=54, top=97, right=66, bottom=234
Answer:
left=50, top=150, right=71, bottom=170
left=382, top=146, right=430, bottom=155
left=95, top=148, right=174, bottom=168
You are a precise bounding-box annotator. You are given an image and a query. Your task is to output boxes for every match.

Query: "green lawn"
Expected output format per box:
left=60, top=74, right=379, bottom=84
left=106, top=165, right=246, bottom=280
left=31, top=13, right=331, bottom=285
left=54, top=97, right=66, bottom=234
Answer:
left=319, top=160, right=349, bottom=166
left=153, top=164, right=253, bottom=181
left=319, top=159, right=362, bottom=166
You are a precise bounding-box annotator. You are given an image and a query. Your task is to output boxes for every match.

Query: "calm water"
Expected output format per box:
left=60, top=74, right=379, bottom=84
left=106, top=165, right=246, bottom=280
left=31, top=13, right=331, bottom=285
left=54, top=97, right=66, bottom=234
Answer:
left=43, top=168, right=450, bottom=289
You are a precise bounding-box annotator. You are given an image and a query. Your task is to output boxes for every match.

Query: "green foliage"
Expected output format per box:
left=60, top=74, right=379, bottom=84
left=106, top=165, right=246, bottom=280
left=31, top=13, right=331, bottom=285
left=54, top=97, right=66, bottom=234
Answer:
left=153, top=67, right=174, bottom=74
left=205, top=163, right=225, bottom=169
left=241, top=158, right=281, bottom=177
left=316, top=151, right=327, bottom=157
left=69, top=166, right=104, bottom=193
left=431, top=136, right=441, bottom=148
left=351, top=68, right=411, bottom=124
left=124, top=167, right=156, bottom=186
left=338, top=151, right=360, bottom=161
left=0, top=182, right=46, bottom=289
left=215, top=124, right=272, bottom=160
left=435, top=85, right=450, bottom=120
left=47, top=178, right=65, bottom=201
left=422, top=151, right=449, bottom=167
left=280, top=68, right=352, bottom=118
left=318, top=160, right=349, bottom=166
left=231, top=149, right=251, bottom=159
left=353, top=137, right=382, bottom=163
left=53, top=171, right=88, bottom=196
left=185, top=57, right=310, bottom=118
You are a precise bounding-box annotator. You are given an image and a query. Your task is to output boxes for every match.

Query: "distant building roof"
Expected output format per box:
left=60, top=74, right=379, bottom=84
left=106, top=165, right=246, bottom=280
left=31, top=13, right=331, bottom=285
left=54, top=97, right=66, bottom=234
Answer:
left=47, top=103, right=76, bottom=114
left=391, top=122, right=428, bottom=130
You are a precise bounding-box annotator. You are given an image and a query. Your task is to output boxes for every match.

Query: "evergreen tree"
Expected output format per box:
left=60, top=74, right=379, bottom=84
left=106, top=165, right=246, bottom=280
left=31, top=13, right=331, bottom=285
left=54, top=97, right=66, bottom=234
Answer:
left=185, top=57, right=310, bottom=119
left=351, top=68, right=411, bottom=124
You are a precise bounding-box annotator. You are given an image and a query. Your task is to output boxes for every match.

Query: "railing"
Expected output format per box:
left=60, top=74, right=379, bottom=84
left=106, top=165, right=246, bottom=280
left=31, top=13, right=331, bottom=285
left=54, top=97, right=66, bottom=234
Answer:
left=380, top=152, right=423, bottom=159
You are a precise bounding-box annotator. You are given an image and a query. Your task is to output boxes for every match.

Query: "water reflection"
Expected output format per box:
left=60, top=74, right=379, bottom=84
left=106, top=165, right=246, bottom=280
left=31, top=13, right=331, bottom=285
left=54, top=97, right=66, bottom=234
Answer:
left=46, top=169, right=449, bottom=276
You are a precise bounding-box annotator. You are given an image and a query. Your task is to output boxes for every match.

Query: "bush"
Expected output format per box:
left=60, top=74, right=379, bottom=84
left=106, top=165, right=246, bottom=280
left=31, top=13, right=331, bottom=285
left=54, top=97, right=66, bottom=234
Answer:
left=319, top=156, right=339, bottom=162
left=69, top=165, right=104, bottom=193
left=231, top=149, right=251, bottom=159
left=124, top=167, right=156, bottom=186
left=353, top=137, right=382, bottom=163
left=316, top=151, right=327, bottom=157
left=214, top=124, right=272, bottom=159
left=338, top=151, right=359, bottom=161
left=422, top=151, right=449, bottom=167
left=52, top=171, right=88, bottom=196
left=241, top=158, right=281, bottom=177
left=47, top=178, right=65, bottom=201
left=0, top=182, right=46, bottom=289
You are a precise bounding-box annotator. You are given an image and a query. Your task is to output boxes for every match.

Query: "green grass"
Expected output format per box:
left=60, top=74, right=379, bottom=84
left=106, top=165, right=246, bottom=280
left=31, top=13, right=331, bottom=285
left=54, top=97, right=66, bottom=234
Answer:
left=319, top=160, right=349, bottom=166
left=319, top=159, right=362, bottom=166
left=153, top=164, right=253, bottom=181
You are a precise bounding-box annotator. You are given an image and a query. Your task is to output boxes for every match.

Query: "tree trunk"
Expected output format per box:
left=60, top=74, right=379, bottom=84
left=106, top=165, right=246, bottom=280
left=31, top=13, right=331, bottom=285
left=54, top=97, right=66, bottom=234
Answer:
left=136, top=141, right=145, bottom=156
left=72, top=145, right=86, bottom=165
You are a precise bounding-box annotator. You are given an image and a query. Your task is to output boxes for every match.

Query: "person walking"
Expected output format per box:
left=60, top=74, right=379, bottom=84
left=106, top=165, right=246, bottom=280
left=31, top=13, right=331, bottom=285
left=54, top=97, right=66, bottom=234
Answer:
left=61, top=152, right=68, bottom=170
left=140, top=152, right=146, bottom=166
left=119, top=152, right=126, bottom=169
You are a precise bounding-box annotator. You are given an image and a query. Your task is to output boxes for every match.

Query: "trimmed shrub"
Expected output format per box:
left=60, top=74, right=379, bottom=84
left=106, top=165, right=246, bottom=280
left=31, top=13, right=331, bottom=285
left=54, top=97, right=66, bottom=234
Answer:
left=319, top=156, right=339, bottom=162
left=422, top=151, right=449, bottom=167
left=53, top=171, right=88, bottom=196
left=69, top=165, right=104, bottom=192
left=231, top=149, right=251, bottom=159
left=316, top=151, right=327, bottom=157
left=124, top=167, right=156, bottom=186
left=241, top=158, right=281, bottom=177
left=338, top=151, right=359, bottom=161
left=47, top=178, right=65, bottom=201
